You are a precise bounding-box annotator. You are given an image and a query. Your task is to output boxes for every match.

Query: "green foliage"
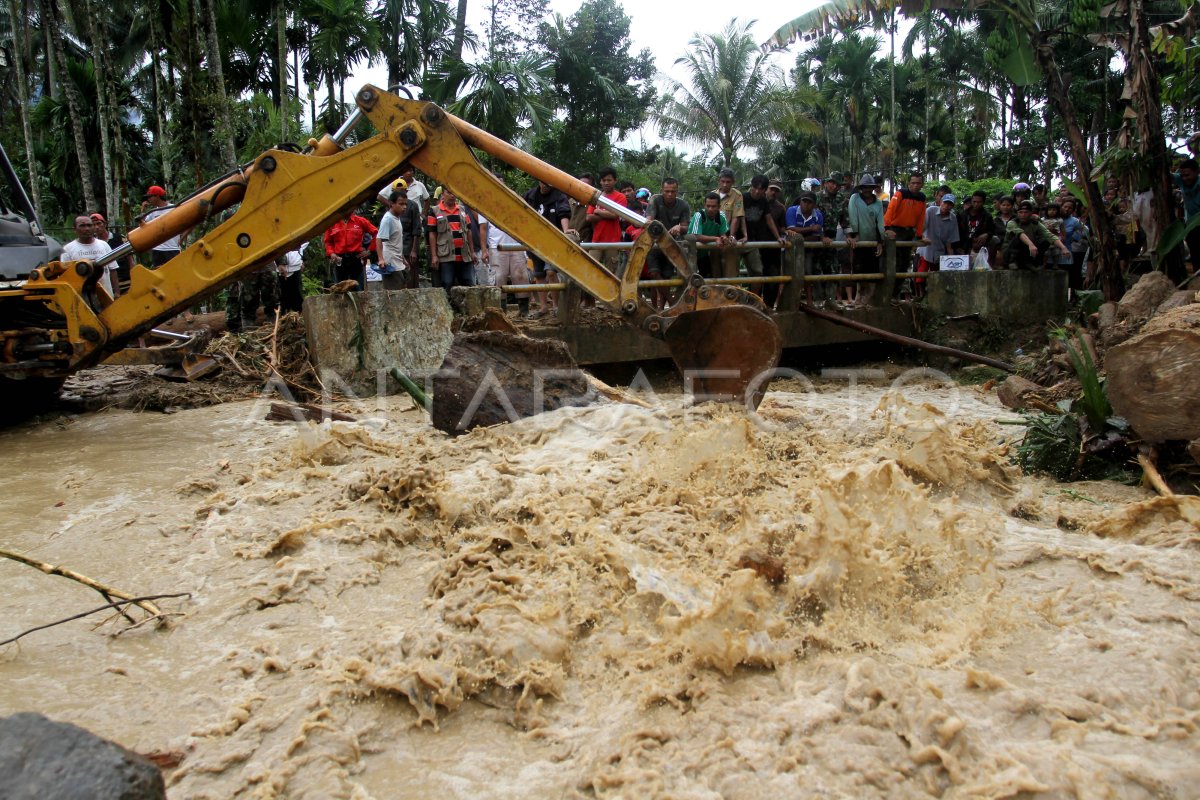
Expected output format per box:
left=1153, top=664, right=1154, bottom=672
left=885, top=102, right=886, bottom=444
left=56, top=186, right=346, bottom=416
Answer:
left=947, top=177, right=1024, bottom=202
left=425, top=52, right=554, bottom=143
left=535, top=0, right=655, bottom=174
left=1056, top=329, right=1109, bottom=431
left=656, top=20, right=786, bottom=167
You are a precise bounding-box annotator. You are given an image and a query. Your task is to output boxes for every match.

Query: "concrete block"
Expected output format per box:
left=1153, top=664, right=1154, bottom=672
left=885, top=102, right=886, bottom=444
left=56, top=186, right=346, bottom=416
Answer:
left=303, top=289, right=454, bottom=398
left=925, top=270, right=1067, bottom=323
left=449, top=286, right=502, bottom=317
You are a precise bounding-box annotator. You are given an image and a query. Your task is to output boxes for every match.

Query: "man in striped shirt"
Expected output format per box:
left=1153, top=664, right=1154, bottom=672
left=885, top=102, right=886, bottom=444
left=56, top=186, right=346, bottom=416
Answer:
left=427, top=187, right=476, bottom=293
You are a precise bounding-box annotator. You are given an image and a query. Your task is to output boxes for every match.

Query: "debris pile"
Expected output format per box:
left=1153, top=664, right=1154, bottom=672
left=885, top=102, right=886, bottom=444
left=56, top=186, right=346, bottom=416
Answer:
left=997, top=272, right=1199, bottom=489
left=205, top=312, right=323, bottom=402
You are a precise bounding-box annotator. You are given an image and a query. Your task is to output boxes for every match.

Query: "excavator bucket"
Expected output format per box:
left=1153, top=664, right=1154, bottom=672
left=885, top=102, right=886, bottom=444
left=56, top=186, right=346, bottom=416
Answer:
left=663, top=304, right=782, bottom=410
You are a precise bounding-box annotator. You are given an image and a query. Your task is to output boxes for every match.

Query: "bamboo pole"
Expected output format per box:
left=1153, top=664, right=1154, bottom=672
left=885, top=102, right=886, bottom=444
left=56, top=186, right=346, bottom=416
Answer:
left=0, top=549, right=164, bottom=618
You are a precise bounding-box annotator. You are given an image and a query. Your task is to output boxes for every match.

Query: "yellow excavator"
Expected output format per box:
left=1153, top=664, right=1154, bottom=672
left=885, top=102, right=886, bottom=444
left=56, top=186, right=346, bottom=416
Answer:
left=0, top=85, right=781, bottom=414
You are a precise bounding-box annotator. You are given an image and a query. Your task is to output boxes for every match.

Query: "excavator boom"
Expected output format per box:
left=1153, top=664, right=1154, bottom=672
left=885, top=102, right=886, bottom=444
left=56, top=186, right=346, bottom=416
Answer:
left=0, top=85, right=781, bottom=411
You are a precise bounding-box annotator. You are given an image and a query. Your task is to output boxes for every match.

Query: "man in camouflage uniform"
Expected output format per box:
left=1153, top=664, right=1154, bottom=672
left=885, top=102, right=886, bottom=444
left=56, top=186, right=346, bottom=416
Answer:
left=226, top=262, right=281, bottom=332
left=814, top=172, right=850, bottom=298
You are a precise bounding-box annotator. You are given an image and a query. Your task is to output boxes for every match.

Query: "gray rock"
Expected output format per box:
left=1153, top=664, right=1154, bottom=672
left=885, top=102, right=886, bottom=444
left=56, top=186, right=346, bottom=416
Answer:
left=1154, top=289, right=1196, bottom=317
left=0, top=713, right=164, bottom=800
left=304, top=288, right=455, bottom=398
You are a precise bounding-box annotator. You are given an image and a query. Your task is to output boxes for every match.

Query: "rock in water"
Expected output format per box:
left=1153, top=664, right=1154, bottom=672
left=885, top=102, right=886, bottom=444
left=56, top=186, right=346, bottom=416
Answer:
left=0, top=713, right=165, bottom=799
left=431, top=331, right=595, bottom=435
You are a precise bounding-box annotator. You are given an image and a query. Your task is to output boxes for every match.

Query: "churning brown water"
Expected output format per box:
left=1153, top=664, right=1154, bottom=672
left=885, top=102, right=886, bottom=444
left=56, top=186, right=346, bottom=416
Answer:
left=1, top=373, right=1198, bottom=798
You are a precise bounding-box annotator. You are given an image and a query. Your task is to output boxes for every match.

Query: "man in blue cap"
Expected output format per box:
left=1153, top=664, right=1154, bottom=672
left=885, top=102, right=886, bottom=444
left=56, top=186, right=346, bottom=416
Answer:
left=916, top=192, right=962, bottom=297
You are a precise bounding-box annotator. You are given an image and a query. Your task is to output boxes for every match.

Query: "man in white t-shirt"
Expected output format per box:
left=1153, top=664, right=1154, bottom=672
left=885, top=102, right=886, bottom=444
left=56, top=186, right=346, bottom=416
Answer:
left=375, top=164, right=430, bottom=216
left=373, top=189, right=409, bottom=291
left=61, top=215, right=116, bottom=297
left=139, top=185, right=185, bottom=267
left=487, top=220, right=529, bottom=317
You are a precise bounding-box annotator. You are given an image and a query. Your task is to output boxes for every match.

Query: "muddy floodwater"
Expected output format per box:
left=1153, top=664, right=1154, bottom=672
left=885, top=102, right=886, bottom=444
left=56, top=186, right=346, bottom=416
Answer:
left=2, top=372, right=1198, bottom=798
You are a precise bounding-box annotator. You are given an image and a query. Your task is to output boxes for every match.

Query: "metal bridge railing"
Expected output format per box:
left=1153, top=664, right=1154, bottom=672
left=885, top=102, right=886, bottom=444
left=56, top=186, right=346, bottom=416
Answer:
left=492, top=239, right=928, bottom=324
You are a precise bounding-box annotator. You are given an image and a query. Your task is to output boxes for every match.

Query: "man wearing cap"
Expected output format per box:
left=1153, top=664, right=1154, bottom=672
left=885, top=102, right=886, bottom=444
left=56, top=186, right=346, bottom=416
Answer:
left=761, top=179, right=789, bottom=306
left=1003, top=200, right=1070, bottom=271
left=139, top=185, right=185, bottom=267
left=915, top=193, right=962, bottom=297
left=90, top=213, right=134, bottom=291
left=524, top=179, right=572, bottom=310
left=61, top=214, right=116, bottom=297
left=785, top=192, right=825, bottom=304
left=713, top=168, right=745, bottom=279
left=847, top=174, right=886, bottom=307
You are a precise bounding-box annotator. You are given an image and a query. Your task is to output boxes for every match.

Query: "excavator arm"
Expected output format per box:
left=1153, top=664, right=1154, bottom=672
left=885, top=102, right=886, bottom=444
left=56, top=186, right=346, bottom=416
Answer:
left=0, top=85, right=781, bottom=408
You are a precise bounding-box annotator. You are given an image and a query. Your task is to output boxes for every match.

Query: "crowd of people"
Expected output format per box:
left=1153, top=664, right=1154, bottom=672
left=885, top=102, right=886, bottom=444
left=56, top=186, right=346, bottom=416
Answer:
left=298, top=159, right=1198, bottom=319
left=60, top=156, right=1199, bottom=327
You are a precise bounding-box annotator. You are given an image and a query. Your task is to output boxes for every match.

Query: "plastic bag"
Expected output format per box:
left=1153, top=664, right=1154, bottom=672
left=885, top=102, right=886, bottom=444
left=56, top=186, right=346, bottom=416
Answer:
left=973, top=247, right=990, bottom=270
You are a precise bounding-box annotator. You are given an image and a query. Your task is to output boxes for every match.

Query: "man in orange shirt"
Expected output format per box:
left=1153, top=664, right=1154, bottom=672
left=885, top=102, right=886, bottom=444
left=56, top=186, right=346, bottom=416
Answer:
left=883, top=172, right=927, bottom=290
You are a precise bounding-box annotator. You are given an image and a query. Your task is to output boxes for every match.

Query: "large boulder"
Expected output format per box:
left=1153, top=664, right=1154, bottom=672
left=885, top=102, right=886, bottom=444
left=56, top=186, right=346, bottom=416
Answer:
left=0, top=713, right=165, bottom=800
left=1116, top=271, right=1175, bottom=321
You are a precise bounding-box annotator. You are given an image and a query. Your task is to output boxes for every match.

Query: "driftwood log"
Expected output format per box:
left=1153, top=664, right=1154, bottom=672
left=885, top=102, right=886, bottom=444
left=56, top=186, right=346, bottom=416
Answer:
left=1107, top=304, right=1200, bottom=443
left=265, top=402, right=357, bottom=423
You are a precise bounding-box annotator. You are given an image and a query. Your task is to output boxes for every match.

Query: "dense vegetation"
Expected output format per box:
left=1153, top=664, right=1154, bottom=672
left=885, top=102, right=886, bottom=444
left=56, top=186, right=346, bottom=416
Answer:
left=2, top=0, right=1197, bottom=277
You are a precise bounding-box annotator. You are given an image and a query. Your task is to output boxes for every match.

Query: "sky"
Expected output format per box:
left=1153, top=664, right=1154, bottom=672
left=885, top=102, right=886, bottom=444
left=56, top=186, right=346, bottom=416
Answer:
left=341, top=1, right=830, bottom=154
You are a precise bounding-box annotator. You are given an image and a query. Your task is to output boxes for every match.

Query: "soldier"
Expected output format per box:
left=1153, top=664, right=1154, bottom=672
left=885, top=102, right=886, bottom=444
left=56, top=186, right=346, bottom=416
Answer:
left=226, top=262, right=280, bottom=332
left=814, top=172, right=850, bottom=300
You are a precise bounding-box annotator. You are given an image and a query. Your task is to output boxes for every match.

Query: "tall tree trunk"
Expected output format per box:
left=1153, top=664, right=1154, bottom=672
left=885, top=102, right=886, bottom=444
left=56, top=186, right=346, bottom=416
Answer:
left=44, top=22, right=60, bottom=101
left=77, top=0, right=117, bottom=220
left=1042, top=103, right=1055, bottom=190
left=452, top=0, right=467, bottom=60
left=9, top=0, right=44, bottom=219
left=1129, top=0, right=1184, bottom=281
left=277, top=3, right=288, bottom=139
left=325, top=70, right=337, bottom=130
left=45, top=0, right=99, bottom=212
left=149, top=14, right=173, bottom=194
left=199, top=0, right=238, bottom=169
left=1033, top=39, right=1121, bottom=300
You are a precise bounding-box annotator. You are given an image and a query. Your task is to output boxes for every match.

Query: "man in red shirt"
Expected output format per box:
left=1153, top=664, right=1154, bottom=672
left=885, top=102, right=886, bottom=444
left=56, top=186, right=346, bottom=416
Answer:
left=586, top=166, right=628, bottom=281
left=323, top=210, right=378, bottom=290
left=427, top=187, right=476, bottom=293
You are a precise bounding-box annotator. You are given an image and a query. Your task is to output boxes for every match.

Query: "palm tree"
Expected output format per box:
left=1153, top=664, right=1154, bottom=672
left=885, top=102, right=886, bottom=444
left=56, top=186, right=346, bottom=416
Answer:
left=303, top=0, right=379, bottom=129
left=5, top=0, right=44, bottom=218
left=43, top=0, right=98, bottom=211
left=376, top=0, right=458, bottom=89
left=656, top=20, right=785, bottom=167
left=426, top=52, right=554, bottom=143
